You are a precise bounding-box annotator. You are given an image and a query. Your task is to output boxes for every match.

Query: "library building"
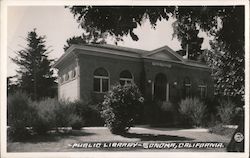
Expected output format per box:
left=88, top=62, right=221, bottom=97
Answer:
left=54, top=44, right=213, bottom=105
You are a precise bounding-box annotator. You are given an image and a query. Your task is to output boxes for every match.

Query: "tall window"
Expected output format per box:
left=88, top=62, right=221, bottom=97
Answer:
left=65, top=73, right=69, bottom=81
left=184, top=77, right=191, bottom=97
left=93, top=68, right=109, bottom=93
left=71, top=69, right=76, bottom=78
left=120, top=70, right=133, bottom=85
left=198, top=80, right=207, bottom=99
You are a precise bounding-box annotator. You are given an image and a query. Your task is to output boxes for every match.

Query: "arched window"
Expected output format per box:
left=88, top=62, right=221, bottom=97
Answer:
left=59, top=77, right=63, bottom=84
left=119, top=70, right=133, bottom=85
left=65, top=73, right=69, bottom=81
left=183, top=77, right=191, bottom=97
left=198, top=80, right=207, bottom=99
left=71, top=69, right=76, bottom=78
left=93, top=68, right=109, bottom=92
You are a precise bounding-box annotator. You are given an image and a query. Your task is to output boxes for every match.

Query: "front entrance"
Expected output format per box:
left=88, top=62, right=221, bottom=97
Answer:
left=154, top=73, right=169, bottom=101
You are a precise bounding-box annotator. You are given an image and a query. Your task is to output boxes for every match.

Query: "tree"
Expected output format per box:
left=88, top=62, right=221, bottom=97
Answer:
left=66, top=6, right=245, bottom=102
left=172, top=16, right=203, bottom=60
left=11, top=29, right=56, bottom=100
left=64, top=29, right=107, bottom=51
left=7, top=76, right=20, bottom=95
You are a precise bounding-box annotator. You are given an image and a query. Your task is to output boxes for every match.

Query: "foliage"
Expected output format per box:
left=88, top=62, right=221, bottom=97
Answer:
left=67, top=6, right=245, bottom=101
left=179, top=97, right=207, bottom=127
left=63, top=30, right=107, bottom=51
left=68, top=114, right=84, bottom=130
left=172, top=16, right=203, bottom=60
left=32, top=98, right=59, bottom=134
left=67, top=6, right=174, bottom=42
left=7, top=91, right=36, bottom=141
left=10, top=29, right=56, bottom=100
left=158, top=101, right=174, bottom=112
left=32, top=98, right=84, bottom=134
left=7, top=76, right=20, bottom=95
left=101, top=83, right=144, bottom=134
left=67, top=101, right=104, bottom=127
left=216, top=99, right=236, bottom=124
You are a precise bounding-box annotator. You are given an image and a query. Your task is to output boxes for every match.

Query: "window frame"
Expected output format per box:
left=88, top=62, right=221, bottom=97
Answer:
left=71, top=69, right=77, bottom=78
left=198, top=81, right=207, bottom=99
left=93, top=68, right=110, bottom=93
left=65, top=73, right=69, bottom=81
left=119, top=70, right=134, bottom=86
left=184, top=77, right=191, bottom=97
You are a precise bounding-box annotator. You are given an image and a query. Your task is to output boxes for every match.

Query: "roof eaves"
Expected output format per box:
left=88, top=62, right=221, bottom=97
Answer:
left=83, top=44, right=148, bottom=55
left=53, top=45, right=77, bottom=68
left=143, top=56, right=210, bottom=69
left=144, top=45, right=185, bottom=62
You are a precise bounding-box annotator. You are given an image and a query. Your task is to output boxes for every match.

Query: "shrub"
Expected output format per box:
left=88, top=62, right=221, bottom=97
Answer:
left=7, top=91, right=36, bottom=141
left=68, top=113, right=84, bottom=130
left=159, top=101, right=174, bottom=112
left=101, top=83, right=144, bottom=134
left=217, top=99, right=236, bottom=124
left=179, top=97, right=207, bottom=127
left=32, top=98, right=85, bottom=134
left=69, top=101, right=104, bottom=127
left=32, top=98, right=59, bottom=134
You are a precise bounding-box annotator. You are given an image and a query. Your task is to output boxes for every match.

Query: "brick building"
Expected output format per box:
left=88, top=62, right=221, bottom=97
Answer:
left=54, top=44, right=213, bottom=104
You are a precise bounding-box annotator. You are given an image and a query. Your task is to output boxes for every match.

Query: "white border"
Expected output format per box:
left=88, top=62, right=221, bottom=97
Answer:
left=1, top=0, right=249, bottom=158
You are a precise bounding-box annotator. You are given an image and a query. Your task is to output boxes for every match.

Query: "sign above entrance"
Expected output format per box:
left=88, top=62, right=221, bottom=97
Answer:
left=152, top=62, right=172, bottom=68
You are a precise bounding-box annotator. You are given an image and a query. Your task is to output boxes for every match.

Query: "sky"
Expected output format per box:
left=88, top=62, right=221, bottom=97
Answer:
left=7, top=6, right=211, bottom=77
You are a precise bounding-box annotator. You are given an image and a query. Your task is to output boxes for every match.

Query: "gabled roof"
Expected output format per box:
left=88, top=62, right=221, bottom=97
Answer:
left=54, top=44, right=210, bottom=69
left=89, top=44, right=148, bottom=55
left=143, top=45, right=185, bottom=62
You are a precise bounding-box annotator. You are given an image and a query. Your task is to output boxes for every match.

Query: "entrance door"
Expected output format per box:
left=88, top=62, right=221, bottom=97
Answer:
left=154, top=73, right=167, bottom=101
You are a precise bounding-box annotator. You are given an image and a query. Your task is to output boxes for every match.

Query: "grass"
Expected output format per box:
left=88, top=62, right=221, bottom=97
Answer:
left=208, top=124, right=236, bottom=138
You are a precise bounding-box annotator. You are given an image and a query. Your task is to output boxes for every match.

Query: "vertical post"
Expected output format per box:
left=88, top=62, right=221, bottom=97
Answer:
left=152, top=81, right=154, bottom=100
left=58, top=76, right=60, bottom=100
left=75, top=55, right=80, bottom=100
left=166, top=83, right=169, bottom=102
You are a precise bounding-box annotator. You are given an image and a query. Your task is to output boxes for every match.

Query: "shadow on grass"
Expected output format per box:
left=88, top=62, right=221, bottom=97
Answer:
left=10, top=130, right=95, bottom=143
left=120, top=132, right=194, bottom=141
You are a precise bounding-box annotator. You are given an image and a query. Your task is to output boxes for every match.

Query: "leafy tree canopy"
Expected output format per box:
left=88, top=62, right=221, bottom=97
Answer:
left=67, top=6, right=245, bottom=102
left=64, top=28, right=107, bottom=51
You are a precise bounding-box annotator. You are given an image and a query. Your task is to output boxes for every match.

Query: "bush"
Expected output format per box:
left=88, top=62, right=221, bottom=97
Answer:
left=217, top=99, right=236, bottom=124
left=101, top=83, right=144, bottom=134
left=68, top=113, right=84, bottom=130
left=32, top=98, right=59, bottom=134
left=71, top=101, right=104, bottom=127
left=179, top=97, right=207, bottom=127
left=7, top=91, right=36, bottom=141
left=32, top=99, right=85, bottom=134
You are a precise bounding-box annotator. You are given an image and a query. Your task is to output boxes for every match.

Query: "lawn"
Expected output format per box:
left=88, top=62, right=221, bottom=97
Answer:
left=7, top=127, right=233, bottom=152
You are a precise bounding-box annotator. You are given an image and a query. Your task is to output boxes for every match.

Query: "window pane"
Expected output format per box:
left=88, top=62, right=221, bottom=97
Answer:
left=127, top=80, right=132, bottom=84
left=200, top=87, right=206, bottom=98
left=102, top=79, right=109, bottom=92
left=120, top=80, right=125, bottom=86
left=184, top=86, right=190, bottom=97
left=72, top=69, right=76, bottom=78
left=94, top=68, right=108, bottom=76
left=94, top=78, right=100, bottom=92
left=120, top=70, right=132, bottom=79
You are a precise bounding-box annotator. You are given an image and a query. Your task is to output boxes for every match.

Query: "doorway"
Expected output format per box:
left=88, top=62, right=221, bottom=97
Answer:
left=154, top=73, right=169, bottom=101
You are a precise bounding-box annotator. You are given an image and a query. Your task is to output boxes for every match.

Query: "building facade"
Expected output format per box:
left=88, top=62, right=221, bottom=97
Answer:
left=54, top=44, right=214, bottom=104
